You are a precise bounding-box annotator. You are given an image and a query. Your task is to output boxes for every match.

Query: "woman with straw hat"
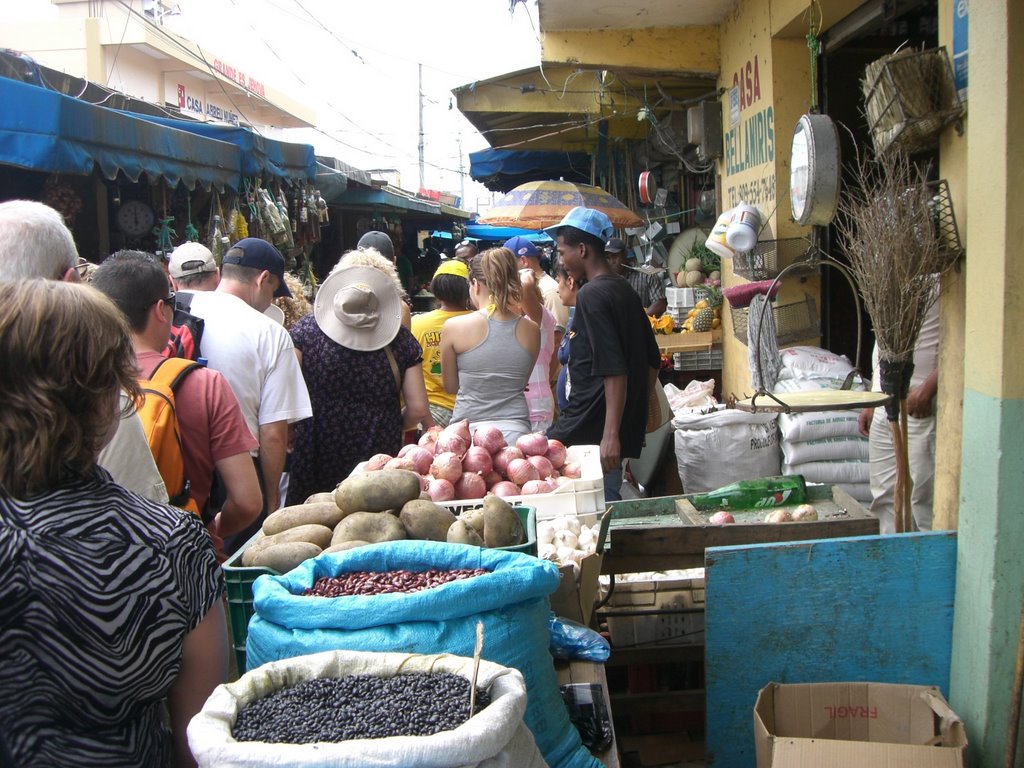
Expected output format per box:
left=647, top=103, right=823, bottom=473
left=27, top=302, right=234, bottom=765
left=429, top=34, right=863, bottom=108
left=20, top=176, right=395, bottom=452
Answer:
left=440, top=248, right=540, bottom=445
left=287, top=260, right=430, bottom=504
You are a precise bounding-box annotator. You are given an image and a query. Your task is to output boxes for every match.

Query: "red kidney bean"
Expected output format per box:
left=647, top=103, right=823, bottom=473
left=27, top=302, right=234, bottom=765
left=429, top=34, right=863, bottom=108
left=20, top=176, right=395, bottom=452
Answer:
left=303, top=568, right=490, bottom=598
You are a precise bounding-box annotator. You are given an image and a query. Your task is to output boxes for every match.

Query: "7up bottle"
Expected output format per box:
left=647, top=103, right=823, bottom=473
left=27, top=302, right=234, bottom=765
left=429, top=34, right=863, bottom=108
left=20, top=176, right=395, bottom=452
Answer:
left=689, top=475, right=807, bottom=511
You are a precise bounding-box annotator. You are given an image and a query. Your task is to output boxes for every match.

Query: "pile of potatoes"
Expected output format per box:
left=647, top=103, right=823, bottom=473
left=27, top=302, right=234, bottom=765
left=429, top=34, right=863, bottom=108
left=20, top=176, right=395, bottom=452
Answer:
left=240, top=469, right=526, bottom=573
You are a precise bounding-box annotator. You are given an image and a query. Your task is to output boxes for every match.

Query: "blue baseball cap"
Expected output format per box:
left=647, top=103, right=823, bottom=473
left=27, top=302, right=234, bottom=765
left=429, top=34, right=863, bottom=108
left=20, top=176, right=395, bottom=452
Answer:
left=224, top=238, right=291, bottom=297
left=503, top=235, right=539, bottom=259
left=544, top=206, right=614, bottom=242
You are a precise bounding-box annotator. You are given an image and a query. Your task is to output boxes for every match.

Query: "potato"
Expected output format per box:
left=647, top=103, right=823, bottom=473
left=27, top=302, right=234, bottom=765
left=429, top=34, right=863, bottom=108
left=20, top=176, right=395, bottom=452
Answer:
left=250, top=542, right=321, bottom=572
left=262, top=502, right=348, bottom=536
left=482, top=495, right=524, bottom=548
left=241, top=525, right=333, bottom=565
left=304, top=492, right=337, bottom=504
left=400, top=499, right=457, bottom=541
left=335, top=469, right=422, bottom=513
left=332, top=511, right=407, bottom=545
left=792, top=504, right=819, bottom=521
left=447, top=519, right=484, bottom=547
left=764, top=509, right=793, bottom=523
left=322, top=540, right=370, bottom=555
left=460, top=508, right=486, bottom=535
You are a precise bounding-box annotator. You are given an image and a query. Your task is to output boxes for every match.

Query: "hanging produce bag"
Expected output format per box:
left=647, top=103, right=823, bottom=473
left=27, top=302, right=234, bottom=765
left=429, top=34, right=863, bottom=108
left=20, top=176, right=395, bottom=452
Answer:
left=188, top=649, right=546, bottom=768
left=247, top=541, right=601, bottom=768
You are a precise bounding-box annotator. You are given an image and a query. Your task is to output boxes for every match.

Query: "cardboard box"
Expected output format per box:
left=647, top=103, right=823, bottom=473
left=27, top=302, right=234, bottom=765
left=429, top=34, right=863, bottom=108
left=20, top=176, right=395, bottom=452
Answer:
left=547, top=507, right=611, bottom=626
left=754, top=682, right=967, bottom=768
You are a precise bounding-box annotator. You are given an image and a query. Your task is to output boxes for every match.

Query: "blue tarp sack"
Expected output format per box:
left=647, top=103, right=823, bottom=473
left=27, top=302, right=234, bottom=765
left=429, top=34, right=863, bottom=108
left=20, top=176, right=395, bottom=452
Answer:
left=248, top=540, right=601, bottom=768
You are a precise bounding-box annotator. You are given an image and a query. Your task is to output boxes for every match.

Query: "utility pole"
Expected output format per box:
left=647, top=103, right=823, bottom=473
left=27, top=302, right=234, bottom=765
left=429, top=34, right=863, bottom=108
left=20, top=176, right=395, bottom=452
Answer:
left=417, top=63, right=425, bottom=193
left=457, top=134, right=465, bottom=207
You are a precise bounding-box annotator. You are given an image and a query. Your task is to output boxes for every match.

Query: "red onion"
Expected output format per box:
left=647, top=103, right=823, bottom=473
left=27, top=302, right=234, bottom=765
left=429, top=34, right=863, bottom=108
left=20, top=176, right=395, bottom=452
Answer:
left=449, top=418, right=471, bottom=440
left=516, top=432, right=550, bottom=457
left=493, top=446, right=525, bottom=477
left=365, top=453, right=392, bottom=471
left=455, top=471, right=487, bottom=500
left=552, top=475, right=573, bottom=489
left=462, top=446, right=493, bottom=476
left=527, top=455, right=555, bottom=480
left=484, top=471, right=503, bottom=488
left=472, top=425, right=506, bottom=454
left=507, top=457, right=539, bottom=487
left=397, top=444, right=416, bottom=459
left=545, top=439, right=567, bottom=469
left=490, top=481, right=521, bottom=498
left=436, top=428, right=470, bottom=457
left=427, top=478, right=456, bottom=502
left=561, top=462, right=582, bottom=479
left=710, top=511, right=735, bottom=525
left=520, top=479, right=552, bottom=495
left=384, top=457, right=416, bottom=472
left=401, top=445, right=434, bottom=476
left=430, top=452, right=463, bottom=484
left=417, top=426, right=442, bottom=453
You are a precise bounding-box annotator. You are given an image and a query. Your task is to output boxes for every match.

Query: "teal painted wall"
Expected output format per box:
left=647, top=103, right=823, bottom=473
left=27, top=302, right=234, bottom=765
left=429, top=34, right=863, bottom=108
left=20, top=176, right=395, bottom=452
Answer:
left=951, top=389, right=1024, bottom=766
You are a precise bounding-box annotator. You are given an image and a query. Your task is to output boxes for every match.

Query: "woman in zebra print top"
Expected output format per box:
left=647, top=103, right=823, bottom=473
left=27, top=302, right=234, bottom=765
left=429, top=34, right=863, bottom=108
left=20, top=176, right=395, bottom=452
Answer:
left=0, top=280, right=227, bottom=767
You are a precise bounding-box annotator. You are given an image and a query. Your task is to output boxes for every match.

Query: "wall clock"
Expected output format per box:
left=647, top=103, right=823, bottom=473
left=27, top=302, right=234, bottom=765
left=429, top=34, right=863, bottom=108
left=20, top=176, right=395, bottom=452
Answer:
left=790, top=114, right=840, bottom=227
left=116, top=200, right=156, bottom=237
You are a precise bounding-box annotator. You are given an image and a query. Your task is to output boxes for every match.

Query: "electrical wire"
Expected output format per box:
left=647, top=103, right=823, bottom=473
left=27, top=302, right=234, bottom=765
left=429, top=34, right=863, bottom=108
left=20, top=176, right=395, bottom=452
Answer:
left=104, top=3, right=134, bottom=87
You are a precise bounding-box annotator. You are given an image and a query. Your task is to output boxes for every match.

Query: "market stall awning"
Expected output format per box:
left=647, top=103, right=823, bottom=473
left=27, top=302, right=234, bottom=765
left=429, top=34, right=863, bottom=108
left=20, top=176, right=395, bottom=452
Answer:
left=0, top=75, right=241, bottom=191
left=135, top=115, right=317, bottom=183
left=465, top=222, right=551, bottom=242
left=469, top=148, right=591, bottom=192
left=330, top=185, right=444, bottom=215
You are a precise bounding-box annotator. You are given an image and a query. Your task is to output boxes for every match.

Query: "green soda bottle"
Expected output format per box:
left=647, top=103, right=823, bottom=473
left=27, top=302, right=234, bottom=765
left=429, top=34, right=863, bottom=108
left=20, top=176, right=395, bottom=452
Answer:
left=689, top=475, right=806, bottom=510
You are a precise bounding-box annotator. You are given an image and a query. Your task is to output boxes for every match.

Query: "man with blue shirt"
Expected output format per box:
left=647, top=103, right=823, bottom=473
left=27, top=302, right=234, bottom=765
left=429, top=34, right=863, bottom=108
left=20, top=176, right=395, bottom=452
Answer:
left=545, top=207, right=661, bottom=501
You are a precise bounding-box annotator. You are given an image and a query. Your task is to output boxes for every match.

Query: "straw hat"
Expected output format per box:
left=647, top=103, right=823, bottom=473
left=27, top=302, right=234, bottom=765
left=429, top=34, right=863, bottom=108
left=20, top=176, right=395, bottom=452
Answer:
left=314, top=266, right=402, bottom=351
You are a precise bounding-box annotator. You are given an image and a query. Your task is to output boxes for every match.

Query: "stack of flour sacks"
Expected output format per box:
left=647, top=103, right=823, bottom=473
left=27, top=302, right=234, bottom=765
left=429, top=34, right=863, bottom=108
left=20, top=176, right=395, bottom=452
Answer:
left=773, top=346, right=872, bottom=504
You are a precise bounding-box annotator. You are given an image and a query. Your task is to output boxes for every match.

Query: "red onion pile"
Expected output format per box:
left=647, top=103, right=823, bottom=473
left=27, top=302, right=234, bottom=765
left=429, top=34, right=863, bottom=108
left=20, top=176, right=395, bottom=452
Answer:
left=364, top=422, right=580, bottom=501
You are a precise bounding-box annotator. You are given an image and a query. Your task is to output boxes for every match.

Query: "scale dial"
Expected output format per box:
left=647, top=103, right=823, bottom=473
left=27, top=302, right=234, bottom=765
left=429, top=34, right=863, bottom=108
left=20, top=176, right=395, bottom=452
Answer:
left=116, top=200, right=156, bottom=237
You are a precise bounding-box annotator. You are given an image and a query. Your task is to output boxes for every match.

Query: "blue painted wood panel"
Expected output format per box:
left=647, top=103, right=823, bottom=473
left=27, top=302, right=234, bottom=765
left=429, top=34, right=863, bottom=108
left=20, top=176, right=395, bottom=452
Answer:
left=704, top=531, right=956, bottom=768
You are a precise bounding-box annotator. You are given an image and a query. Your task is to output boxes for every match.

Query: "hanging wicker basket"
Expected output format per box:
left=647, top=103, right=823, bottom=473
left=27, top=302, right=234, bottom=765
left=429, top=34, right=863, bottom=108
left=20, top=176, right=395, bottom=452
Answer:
left=732, top=238, right=817, bottom=282
left=862, top=46, right=964, bottom=156
left=729, top=293, right=820, bottom=347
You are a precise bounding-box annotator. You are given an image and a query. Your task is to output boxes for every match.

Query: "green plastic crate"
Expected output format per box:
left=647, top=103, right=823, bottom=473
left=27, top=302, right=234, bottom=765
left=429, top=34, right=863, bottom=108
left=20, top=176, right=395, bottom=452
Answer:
left=223, top=504, right=536, bottom=673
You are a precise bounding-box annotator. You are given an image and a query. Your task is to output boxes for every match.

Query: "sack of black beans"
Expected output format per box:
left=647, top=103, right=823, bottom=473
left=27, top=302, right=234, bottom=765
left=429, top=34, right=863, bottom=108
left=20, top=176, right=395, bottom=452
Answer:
left=247, top=540, right=602, bottom=768
left=188, top=649, right=546, bottom=767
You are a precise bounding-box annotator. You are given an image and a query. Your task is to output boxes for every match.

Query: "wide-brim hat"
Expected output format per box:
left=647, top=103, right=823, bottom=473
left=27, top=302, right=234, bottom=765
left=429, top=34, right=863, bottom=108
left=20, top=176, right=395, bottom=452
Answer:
left=314, top=266, right=402, bottom=351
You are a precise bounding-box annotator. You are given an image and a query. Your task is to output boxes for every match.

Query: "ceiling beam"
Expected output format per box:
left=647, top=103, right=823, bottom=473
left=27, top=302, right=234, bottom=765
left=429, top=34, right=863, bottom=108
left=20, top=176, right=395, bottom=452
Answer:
left=541, top=26, right=720, bottom=76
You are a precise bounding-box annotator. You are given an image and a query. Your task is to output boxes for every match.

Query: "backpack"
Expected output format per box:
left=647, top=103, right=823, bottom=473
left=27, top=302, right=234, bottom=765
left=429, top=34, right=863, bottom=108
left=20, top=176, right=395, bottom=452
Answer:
left=163, top=291, right=205, bottom=361
left=138, top=357, right=202, bottom=516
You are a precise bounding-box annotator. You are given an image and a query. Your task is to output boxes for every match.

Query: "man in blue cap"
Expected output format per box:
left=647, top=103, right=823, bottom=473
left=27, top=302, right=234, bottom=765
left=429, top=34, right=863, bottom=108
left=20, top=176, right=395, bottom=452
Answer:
left=544, top=207, right=661, bottom=502
left=504, top=234, right=569, bottom=352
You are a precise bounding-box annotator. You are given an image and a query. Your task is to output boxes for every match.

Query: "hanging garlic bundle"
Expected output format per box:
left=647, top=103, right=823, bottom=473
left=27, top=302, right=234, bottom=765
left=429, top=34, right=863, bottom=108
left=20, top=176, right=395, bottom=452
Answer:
left=315, top=189, right=329, bottom=225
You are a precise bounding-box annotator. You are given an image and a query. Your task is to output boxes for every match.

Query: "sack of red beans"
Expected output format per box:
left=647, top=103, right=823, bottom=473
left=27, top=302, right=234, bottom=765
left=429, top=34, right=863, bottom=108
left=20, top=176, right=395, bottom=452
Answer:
left=248, top=540, right=602, bottom=768
left=188, top=648, right=546, bottom=767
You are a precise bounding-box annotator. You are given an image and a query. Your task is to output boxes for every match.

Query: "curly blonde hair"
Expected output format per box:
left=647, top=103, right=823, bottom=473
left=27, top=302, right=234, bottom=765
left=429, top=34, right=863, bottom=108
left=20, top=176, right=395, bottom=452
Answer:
left=471, top=248, right=522, bottom=314
left=274, top=272, right=313, bottom=330
left=333, top=248, right=405, bottom=295
left=0, top=280, right=141, bottom=498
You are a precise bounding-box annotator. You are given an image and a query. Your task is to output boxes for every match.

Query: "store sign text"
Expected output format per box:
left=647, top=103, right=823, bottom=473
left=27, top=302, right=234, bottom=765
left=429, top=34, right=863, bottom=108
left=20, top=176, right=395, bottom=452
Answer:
left=176, top=84, right=239, bottom=125
left=731, top=57, right=762, bottom=110
left=213, top=59, right=266, bottom=98
left=725, top=105, right=774, bottom=176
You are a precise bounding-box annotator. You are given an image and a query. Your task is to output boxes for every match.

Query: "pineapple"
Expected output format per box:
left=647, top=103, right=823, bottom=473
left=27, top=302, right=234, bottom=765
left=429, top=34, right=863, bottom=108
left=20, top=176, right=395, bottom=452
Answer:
left=692, top=306, right=715, bottom=332
left=693, top=278, right=723, bottom=333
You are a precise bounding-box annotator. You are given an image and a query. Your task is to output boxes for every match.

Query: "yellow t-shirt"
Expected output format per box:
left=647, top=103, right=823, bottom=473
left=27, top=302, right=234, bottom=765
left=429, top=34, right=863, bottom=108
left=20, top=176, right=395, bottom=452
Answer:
left=411, top=309, right=469, bottom=411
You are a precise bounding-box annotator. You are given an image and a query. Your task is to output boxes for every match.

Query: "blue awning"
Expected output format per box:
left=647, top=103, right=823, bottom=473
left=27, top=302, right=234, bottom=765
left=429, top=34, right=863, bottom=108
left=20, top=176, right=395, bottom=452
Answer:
left=465, top=222, right=551, bottom=242
left=0, top=76, right=241, bottom=191
left=469, top=148, right=591, bottom=192
left=135, top=115, right=317, bottom=183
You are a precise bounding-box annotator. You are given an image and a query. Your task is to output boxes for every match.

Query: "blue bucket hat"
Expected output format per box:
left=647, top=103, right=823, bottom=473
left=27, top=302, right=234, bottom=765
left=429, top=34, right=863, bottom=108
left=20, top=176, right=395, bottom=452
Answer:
left=543, top=206, right=614, bottom=242
left=503, top=235, right=539, bottom=259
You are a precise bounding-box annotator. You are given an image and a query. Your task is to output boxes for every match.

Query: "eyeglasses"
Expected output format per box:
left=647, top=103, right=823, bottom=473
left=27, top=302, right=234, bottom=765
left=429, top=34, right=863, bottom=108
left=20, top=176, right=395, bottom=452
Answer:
left=152, top=291, right=176, bottom=308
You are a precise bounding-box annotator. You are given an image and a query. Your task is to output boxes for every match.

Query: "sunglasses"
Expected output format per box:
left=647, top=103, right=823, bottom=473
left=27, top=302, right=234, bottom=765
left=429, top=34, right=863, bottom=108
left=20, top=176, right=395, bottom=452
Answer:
left=152, top=291, right=176, bottom=308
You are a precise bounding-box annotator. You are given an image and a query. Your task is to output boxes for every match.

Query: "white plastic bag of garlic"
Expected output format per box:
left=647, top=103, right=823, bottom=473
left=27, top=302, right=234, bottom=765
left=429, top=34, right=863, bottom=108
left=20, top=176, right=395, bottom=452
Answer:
left=537, top=515, right=599, bottom=579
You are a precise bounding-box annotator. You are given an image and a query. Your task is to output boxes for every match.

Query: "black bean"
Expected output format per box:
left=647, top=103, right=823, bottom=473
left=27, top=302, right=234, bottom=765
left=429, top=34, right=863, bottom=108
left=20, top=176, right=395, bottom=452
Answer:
left=232, top=673, right=493, bottom=743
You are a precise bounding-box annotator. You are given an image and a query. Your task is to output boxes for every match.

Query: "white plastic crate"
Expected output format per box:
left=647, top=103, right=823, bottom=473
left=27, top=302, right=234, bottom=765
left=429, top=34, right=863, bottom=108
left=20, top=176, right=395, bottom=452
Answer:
left=673, top=349, right=723, bottom=371
left=666, top=287, right=695, bottom=308
left=600, top=572, right=706, bottom=647
left=443, top=444, right=605, bottom=521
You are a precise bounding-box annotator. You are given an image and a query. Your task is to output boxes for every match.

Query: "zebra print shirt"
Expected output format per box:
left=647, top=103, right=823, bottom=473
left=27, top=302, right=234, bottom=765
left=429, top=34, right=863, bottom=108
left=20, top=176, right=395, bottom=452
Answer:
left=0, top=469, right=224, bottom=767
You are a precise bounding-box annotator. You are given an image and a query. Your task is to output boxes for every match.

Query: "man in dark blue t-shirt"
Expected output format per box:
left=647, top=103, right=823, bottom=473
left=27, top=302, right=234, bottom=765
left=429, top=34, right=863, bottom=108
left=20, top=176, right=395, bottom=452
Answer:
left=545, top=207, right=661, bottom=501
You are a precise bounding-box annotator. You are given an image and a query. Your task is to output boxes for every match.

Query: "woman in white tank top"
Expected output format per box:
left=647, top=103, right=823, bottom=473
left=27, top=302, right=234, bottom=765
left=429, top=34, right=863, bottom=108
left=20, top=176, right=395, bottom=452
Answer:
left=440, top=248, right=540, bottom=444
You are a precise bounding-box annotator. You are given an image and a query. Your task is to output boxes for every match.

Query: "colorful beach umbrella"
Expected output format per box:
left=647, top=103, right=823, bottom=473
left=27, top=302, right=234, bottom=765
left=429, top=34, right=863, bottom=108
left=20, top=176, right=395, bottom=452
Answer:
left=478, top=179, right=643, bottom=229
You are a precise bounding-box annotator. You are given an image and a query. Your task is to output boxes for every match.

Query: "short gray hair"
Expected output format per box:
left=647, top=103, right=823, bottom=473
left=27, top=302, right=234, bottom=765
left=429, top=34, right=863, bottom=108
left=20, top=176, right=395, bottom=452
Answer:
left=0, top=200, right=78, bottom=281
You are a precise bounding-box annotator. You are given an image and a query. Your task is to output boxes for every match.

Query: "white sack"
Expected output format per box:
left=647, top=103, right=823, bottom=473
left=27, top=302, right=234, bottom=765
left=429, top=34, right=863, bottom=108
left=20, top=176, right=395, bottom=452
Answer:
left=778, top=410, right=862, bottom=442
left=781, top=436, right=869, bottom=465
left=674, top=407, right=780, bottom=493
left=188, top=650, right=545, bottom=768
left=784, top=459, right=870, bottom=485
left=836, top=482, right=873, bottom=504
left=778, top=346, right=856, bottom=381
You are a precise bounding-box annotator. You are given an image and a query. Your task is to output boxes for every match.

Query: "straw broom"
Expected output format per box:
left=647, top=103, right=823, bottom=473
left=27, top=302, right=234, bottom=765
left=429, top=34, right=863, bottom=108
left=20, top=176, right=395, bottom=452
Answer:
left=835, top=149, right=954, bottom=533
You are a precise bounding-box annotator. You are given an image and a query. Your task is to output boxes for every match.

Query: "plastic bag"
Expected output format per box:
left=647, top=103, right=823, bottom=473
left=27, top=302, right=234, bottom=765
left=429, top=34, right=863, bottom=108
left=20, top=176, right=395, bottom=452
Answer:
left=549, top=614, right=610, bottom=662
left=664, top=379, right=717, bottom=414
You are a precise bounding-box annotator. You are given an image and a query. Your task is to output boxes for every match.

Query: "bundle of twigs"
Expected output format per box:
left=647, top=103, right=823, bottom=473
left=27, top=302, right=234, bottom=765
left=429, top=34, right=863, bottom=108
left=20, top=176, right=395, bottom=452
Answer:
left=835, top=148, right=953, bottom=532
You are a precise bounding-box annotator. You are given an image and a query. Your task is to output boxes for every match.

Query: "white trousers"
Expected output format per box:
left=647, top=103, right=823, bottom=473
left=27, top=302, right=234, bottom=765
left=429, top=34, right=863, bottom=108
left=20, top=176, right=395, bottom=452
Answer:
left=868, top=408, right=936, bottom=534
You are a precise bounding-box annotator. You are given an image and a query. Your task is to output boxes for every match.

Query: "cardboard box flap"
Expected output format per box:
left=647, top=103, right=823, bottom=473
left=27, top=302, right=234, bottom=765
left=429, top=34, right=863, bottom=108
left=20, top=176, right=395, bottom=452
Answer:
left=772, top=738, right=966, bottom=767
left=921, top=689, right=968, bottom=748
